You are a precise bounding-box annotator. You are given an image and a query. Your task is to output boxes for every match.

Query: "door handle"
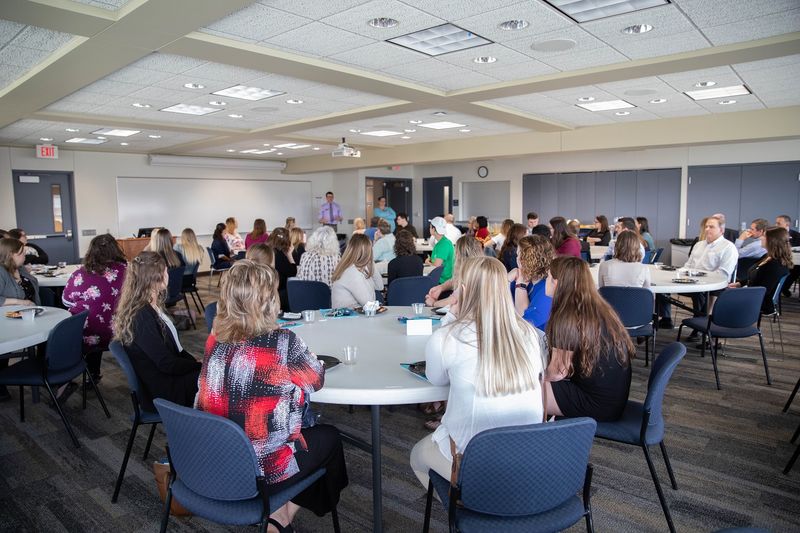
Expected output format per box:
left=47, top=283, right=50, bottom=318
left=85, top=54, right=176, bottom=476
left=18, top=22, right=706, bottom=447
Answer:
left=66, top=230, right=73, bottom=242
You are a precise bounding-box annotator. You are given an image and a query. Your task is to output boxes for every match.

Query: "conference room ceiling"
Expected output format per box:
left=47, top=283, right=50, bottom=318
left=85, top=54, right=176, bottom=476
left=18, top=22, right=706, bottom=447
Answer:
left=0, top=0, right=798, bottom=168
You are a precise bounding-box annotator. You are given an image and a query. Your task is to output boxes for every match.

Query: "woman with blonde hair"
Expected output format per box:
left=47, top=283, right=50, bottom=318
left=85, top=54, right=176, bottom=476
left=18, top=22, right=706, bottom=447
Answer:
left=598, top=230, right=651, bottom=288
left=245, top=242, right=275, bottom=268
left=143, top=228, right=161, bottom=252
left=330, top=234, right=383, bottom=308
left=113, top=252, right=201, bottom=410
left=290, top=226, right=306, bottom=264
left=151, top=228, right=183, bottom=269
left=352, top=218, right=366, bottom=235
left=410, top=256, right=544, bottom=488
left=245, top=218, right=269, bottom=249
left=425, top=236, right=483, bottom=308
left=511, top=235, right=555, bottom=330
left=174, top=228, right=204, bottom=276
left=224, top=217, right=246, bottom=257
left=297, top=226, right=340, bottom=286
left=545, top=256, right=634, bottom=421
left=196, top=260, right=348, bottom=530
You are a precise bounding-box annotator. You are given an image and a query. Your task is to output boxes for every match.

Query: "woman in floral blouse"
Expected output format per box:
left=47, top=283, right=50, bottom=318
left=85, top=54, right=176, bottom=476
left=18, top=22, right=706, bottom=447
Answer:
left=297, top=226, right=340, bottom=286
left=196, top=260, right=348, bottom=530
left=62, top=234, right=127, bottom=382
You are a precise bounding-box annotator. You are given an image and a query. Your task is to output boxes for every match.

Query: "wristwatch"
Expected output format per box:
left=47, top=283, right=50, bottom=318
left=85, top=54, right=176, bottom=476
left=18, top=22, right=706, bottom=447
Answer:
left=515, top=283, right=528, bottom=290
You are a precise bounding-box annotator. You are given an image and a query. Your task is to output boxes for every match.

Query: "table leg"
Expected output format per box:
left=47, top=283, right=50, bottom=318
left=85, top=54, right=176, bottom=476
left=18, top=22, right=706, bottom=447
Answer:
left=371, top=405, right=382, bottom=533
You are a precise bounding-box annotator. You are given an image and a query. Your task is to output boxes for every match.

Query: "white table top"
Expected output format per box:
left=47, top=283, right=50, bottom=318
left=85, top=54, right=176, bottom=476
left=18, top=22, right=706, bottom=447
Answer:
left=299, top=306, right=449, bottom=406
left=374, top=261, right=435, bottom=277
left=590, top=263, right=729, bottom=294
left=792, top=249, right=800, bottom=265
left=414, top=239, right=433, bottom=253
left=590, top=246, right=607, bottom=260
left=31, top=264, right=80, bottom=287
left=0, top=305, right=71, bottom=354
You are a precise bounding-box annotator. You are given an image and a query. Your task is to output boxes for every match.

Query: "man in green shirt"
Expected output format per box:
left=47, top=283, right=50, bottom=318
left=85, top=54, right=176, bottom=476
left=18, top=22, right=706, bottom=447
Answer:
left=427, top=216, right=455, bottom=284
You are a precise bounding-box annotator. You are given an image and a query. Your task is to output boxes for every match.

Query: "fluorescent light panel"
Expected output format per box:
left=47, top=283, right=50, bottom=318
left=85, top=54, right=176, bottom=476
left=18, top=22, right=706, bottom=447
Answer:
left=213, top=85, right=284, bottom=101
left=419, top=121, right=466, bottom=130
left=65, top=137, right=107, bottom=144
left=684, top=84, right=750, bottom=101
left=273, top=143, right=311, bottom=149
left=160, top=104, right=219, bottom=116
left=388, top=23, right=492, bottom=57
left=544, top=0, right=669, bottom=23
left=91, top=128, right=140, bottom=137
left=359, top=130, right=403, bottom=137
left=576, top=99, right=635, bottom=111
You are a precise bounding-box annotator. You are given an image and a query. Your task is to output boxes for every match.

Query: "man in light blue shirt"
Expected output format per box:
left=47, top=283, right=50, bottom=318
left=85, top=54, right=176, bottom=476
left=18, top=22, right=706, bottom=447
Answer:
left=373, top=196, right=396, bottom=233
left=318, top=191, right=343, bottom=231
left=735, top=218, right=768, bottom=258
left=372, top=219, right=396, bottom=261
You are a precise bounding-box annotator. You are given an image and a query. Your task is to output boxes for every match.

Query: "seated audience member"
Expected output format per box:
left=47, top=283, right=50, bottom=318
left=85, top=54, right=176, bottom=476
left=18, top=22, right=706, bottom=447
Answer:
left=475, top=216, right=490, bottom=241
left=776, top=214, right=800, bottom=296
left=245, top=243, right=275, bottom=267
left=364, top=217, right=380, bottom=242
left=568, top=219, right=590, bottom=256
left=113, top=252, right=201, bottom=410
left=603, top=217, right=645, bottom=260
left=426, top=217, right=456, bottom=284
left=62, top=234, right=127, bottom=383
left=372, top=219, right=396, bottom=262
left=152, top=228, right=184, bottom=270
left=545, top=256, right=634, bottom=421
left=0, top=237, right=41, bottom=401
left=290, top=227, right=306, bottom=264
left=8, top=228, right=49, bottom=265
left=331, top=234, right=384, bottom=308
left=510, top=235, right=554, bottom=330
left=352, top=217, right=367, bottom=235
left=585, top=215, right=611, bottom=246
left=268, top=228, right=298, bottom=311
left=143, top=228, right=161, bottom=252
left=394, top=212, right=418, bottom=238
left=443, top=214, right=462, bottom=244
left=657, top=215, right=737, bottom=330
left=373, top=196, right=396, bottom=232
left=174, top=228, right=205, bottom=288
left=464, top=216, right=478, bottom=239
left=284, top=217, right=296, bottom=230
left=530, top=224, right=552, bottom=238
left=297, top=226, right=340, bottom=286
left=210, top=222, right=233, bottom=269
left=410, top=256, right=545, bottom=489
left=636, top=217, right=656, bottom=252
left=485, top=218, right=514, bottom=256
left=0, top=230, right=7, bottom=238
left=223, top=217, right=246, bottom=258
left=426, top=237, right=483, bottom=308
left=196, top=261, right=348, bottom=529
left=498, top=223, right=527, bottom=272
left=598, top=231, right=651, bottom=288
left=388, top=229, right=423, bottom=284
left=729, top=226, right=792, bottom=314
left=245, top=218, right=270, bottom=249
left=735, top=218, right=768, bottom=258
left=714, top=212, right=739, bottom=243
left=525, top=212, right=540, bottom=235
left=550, top=216, right=581, bottom=258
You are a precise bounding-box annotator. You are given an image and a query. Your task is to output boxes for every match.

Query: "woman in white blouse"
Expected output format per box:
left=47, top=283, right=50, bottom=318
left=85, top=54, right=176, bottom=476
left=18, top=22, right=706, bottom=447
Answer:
left=598, top=230, right=651, bottom=289
left=297, top=226, right=340, bottom=286
left=330, top=234, right=383, bottom=308
left=410, top=256, right=545, bottom=488
left=223, top=217, right=246, bottom=257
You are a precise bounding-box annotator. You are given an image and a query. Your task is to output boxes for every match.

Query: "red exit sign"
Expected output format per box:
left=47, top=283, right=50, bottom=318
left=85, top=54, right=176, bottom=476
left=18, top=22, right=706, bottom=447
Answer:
left=36, top=144, right=58, bottom=159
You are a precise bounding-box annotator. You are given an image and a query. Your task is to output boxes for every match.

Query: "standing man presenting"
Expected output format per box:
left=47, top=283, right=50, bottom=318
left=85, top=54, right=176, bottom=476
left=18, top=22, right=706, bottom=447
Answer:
left=319, top=191, right=343, bottom=231
left=373, top=196, right=396, bottom=233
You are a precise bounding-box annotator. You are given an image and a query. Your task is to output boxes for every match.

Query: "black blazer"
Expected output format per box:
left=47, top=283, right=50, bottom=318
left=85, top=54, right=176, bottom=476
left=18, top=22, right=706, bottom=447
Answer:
left=744, top=257, right=790, bottom=314
left=24, top=243, right=49, bottom=265
left=124, top=306, right=201, bottom=411
left=387, top=255, right=423, bottom=284
left=395, top=224, right=418, bottom=238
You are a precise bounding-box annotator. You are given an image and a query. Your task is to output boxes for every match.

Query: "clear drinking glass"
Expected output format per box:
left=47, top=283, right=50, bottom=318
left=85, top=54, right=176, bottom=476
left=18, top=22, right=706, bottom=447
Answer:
left=302, top=310, right=316, bottom=322
left=343, top=346, right=358, bottom=365
left=412, top=302, right=425, bottom=316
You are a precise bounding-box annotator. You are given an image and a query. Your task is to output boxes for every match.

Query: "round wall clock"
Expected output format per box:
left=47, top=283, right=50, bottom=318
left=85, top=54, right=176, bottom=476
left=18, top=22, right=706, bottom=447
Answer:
left=477, top=165, right=489, bottom=178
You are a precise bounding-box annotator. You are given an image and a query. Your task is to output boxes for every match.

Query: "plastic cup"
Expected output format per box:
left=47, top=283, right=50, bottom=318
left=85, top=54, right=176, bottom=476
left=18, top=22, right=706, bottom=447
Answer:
left=302, top=310, right=316, bottom=322
left=21, top=309, right=36, bottom=322
left=412, top=302, right=425, bottom=316
left=364, top=308, right=376, bottom=317
left=654, top=262, right=664, bottom=268
left=57, top=261, right=67, bottom=269
left=342, top=346, right=358, bottom=365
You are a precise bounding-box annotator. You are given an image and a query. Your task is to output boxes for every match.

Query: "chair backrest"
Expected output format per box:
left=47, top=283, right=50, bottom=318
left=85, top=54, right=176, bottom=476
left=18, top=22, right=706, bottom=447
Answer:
left=386, top=276, right=436, bottom=306
left=46, top=311, right=89, bottom=373
left=110, top=340, right=149, bottom=409
left=458, top=418, right=596, bottom=516
left=712, top=286, right=766, bottom=328
left=642, top=250, right=654, bottom=264
left=189, top=260, right=200, bottom=281
left=580, top=250, right=591, bottom=262
left=206, top=247, right=216, bottom=269
left=154, top=399, right=261, bottom=501
left=643, top=342, right=686, bottom=431
left=205, top=301, right=218, bottom=334
left=165, top=266, right=184, bottom=303
left=771, top=273, right=789, bottom=311
left=598, top=286, right=654, bottom=329
left=287, top=279, right=331, bottom=312
left=652, top=248, right=664, bottom=263
left=427, top=265, right=444, bottom=281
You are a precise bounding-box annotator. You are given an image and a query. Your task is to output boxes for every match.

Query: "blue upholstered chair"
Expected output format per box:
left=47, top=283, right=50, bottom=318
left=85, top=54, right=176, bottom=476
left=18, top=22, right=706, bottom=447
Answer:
left=386, top=276, right=437, bottom=306
left=763, top=274, right=789, bottom=356
left=599, top=286, right=657, bottom=366
left=109, top=341, right=162, bottom=503
left=427, top=266, right=444, bottom=282
left=422, top=418, right=597, bottom=533
left=676, top=286, right=769, bottom=389
left=287, top=279, right=331, bottom=312
left=642, top=250, right=654, bottom=264
left=651, top=248, right=664, bottom=263
left=204, top=301, right=217, bottom=334
left=153, top=399, right=341, bottom=533
left=206, top=247, right=230, bottom=288
left=595, top=342, right=686, bottom=533
left=0, top=311, right=109, bottom=448
left=165, top=266, right=194, bottom=329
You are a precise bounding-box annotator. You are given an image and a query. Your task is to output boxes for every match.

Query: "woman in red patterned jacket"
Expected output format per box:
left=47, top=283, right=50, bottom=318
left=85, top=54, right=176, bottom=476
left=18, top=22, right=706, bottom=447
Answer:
left=195, top=260, right=348, bottom=531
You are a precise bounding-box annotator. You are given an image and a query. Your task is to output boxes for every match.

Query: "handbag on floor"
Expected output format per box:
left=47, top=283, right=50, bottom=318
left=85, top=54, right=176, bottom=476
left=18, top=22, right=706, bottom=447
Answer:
left=153, top=460, right=192, bottom=516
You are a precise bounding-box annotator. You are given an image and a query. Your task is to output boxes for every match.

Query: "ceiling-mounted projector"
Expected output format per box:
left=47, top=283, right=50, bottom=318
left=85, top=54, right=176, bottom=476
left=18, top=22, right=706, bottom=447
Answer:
left=332, top=137, right=361, bottom=158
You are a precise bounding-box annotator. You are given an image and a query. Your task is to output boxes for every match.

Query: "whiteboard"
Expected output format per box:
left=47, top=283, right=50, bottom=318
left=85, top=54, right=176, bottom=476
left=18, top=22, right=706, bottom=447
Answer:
left=461, top=180, right=510, bottom=221
left=116, top=176, right=314, bottom=237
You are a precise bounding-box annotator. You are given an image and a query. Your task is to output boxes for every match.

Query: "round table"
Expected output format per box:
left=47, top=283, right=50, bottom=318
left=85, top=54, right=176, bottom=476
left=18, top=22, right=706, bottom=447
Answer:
left=0, top=305, right=71, bottom=354
left=31, top=264, right=80, bottom=288
left=590, top=245, right=607, bottom=261
left=300, top=306, right=447, bottom=533
left=414, top=239, right=433, bottom=253
left=792, top=249, right=800, bottom=265
left=590, top=264, right=729, bottom=293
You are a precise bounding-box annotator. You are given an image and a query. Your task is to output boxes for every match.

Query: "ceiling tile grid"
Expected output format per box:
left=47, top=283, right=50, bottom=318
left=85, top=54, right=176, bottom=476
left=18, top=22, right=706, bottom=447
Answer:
left=672, top=0, right=799, bottom=31
left=321, top=0, right=445, bottom=40
left=451, top=1, right=573, bottom=43
left=200, top=4, right=312, bottom=43
left=188, top=137, right=337, bottom=159
left=698, top=8, right=800, bottom=46
left=258, top=0, right=372, bottom=20
left=261, top=22, right=375, bottom=58
left=0, top=21, right=77, bottom=92
left=325, top=41, right=427, bottom=71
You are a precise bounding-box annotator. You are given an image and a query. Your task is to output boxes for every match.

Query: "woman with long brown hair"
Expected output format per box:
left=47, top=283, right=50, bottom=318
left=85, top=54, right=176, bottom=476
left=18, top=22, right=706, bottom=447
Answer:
left=267, top=227, right=297, bottom=311
left=585, top=215, right=611, bottom=246
left=330, top=234, right=383, bottom=308
left=245, top=218, right=269, bottom=249
left=498, top=223, right=527, bottom=272
left=544, top=256, right=635, bottom=421
left=290, top=226, right=306, bottom=264
left=729, top=226, right=793, bottom=314
left=550, top=216, right=581, bottom=258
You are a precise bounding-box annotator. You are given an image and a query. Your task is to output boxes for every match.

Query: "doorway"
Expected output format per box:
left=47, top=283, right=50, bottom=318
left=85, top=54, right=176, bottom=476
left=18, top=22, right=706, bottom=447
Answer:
left=422, top=176, right=453, bottom=238
left=365, top=177, right=412, bottom=225
left=12, top=170, right=79, bottom=264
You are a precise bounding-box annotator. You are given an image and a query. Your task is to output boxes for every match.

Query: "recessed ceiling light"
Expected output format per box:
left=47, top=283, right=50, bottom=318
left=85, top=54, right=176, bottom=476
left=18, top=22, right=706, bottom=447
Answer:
left=160, top=104, right=219, bottom=116
left=65, top=137, right=106, bottom=144
left=148, top=134, right=162, bottom=139
left=239, top=149, right=260, bottom=154
left=718, top=100, right=737, bottom=105
left=226, top=149, right=236, bottom=152
left=621, top=24, right=653, bottom=34
left=387, top=23, right=492, bottom=56
left=499, top=20, right=529, bottom=31
left=208, top=100, right=227, bottom=106
left=360, top=130, right=403, bottom=137
left=286, top=99, right=304, bottom=104
left=458, top=129, right=471, bottom=132
left=228, top=113, right=244, bottom=118
left=277, top=152, right=284, bottom=155
left=473, top=56, right=497, bottom=64
left=577, top=96, right=595, bottom=102
left=120, top=142, right=129, bottom=146
left=213, top=85, right=284, bottom=101
left=576, top=99, right=635, bottom=112
left=433, top=111, right=448, bottom=116
left=419, top=121, right=467, bottom=130
left=131, top=102, right=151, bottom=108
left=95, top=136, right=106, bottom=140
left=400, top=136, right=411, bottom=139
left=183, top=83, right=205, bottom=89
left=65, top=128, right=80, bottom=133
left=349, top=128, right=362, bottom=133
left=649, top=98, right=667, bottom=104
left=263, top=143, right=271, bottom=147
left=685, top=84, right=750, bottom=101
left=252, top=149, right=275, bottom=154
left=404, top=129, right=416, bottom=133
left=313, top=147, right=320, bottom=150
left=531, top=38, right=576, bottom=52
left=615, top=111, right=631, bottom=116
left=274, top=143, right=311, bottom=149
left=92, top=128, right=140, bottom=137
left=544, top=0, right=669, bottom=23
left=368, top=17, right=399, bottom=28
left=695, top=81, right=716, bottom=88
left=409, top=120, right=422, bottom=124
left=39, top=137, right=53, bottom=142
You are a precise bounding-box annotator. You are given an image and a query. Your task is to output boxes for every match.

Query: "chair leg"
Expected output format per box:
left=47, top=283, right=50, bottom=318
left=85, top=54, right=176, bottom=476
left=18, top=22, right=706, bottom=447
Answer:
left=182, top=295, right=196, bottom=329
left=423, top=479, right=434, bottom=533
left=642, top=444, right=676, bottom=533
left=330, top=505, right=341, bottom=533
left=194, top=290, right=205, bottom=312
left=19, top=385, right=24, bottom=422
left=112, top=421, right=139, bottom=503
left=675, top=324, right=683, bottom=341
left=143, top=424, right=157, bottom=461
left=791, top=423, right=800, bottom=444
left=709, top=337, right=721, bottom=390
left=85, top=371, right=111, bottom=418
left=784, top=377, right=800, bottom=413
left=700, top=333, right=706, bottom=358
left=159, top=487, right=172, bottom=533
left=44, top=380, right=80, bottom=448
left=777, top=315, right=785, bottom=357
left=659, top=441, right=678, bottom=490
left=207, top=270, right=214, bottom=289
left=757, top=333, right=772, bottom=385
left=644, top=335, right=650, bottom=367
left=784, top=443, right=800, bottom=474
left=82, top=371, right=87, bottom=410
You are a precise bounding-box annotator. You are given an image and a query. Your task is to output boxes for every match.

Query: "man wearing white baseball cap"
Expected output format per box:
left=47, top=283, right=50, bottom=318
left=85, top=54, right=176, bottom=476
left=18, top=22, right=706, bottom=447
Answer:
left=426, top=216, right=455, bottom=284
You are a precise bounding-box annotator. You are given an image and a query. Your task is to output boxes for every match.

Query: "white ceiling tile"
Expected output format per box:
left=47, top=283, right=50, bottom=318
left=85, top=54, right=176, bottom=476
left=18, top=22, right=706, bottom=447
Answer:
left=129, top=53, right=208, bottom=74
left=544, top=46, right=628, bottom=71
left=0, top=65, right=27, bottom=89
left=425, top=70, right=499, bottom=91
left=44, top=100, right=97, bottom=113
left=326, top=41, right=427, bottom=71
left=433, top=43, right=529, bottom=70
left=105, top=66, right=175, bottom=85
left=650, top=106, right=709, bottom=118
left=0, top=20, right=25, bottom=47
left=614, top=30, right=711, bottom=60
left=179, top=63, right=268, bottom=84
left=152, top=75, right=234, bottom=95
left=262, top=22, right=375, bottom=57
left=697, top=95, right=765, bottom=113
left=672, top=0, right=799, bottom=28
left=659, top=66, right=745, bottom=94
left=398, top=0, right=521, bottom=20
left=245, top=74, right=323, bottom=94
left=61, top=90, right=119, bottom=106
left=504, top=25, right=600, bottom=59
left=262, top=0, right=372, bottom=20
left=11, top=25, right=73, bottom=51
left=580, top=4, right=696, bottom=46
left=321, top=0, right=445, bottom=40
left=733, top=54, right=800, bottom=73
left=0, top=45, right=50, bottom=68
left=67, top=0, right=132, bottom=11
left=453, top=1, right=573, bottom=43
left=200, top=4, right=311, bottom=42
left=758, top=94, right=800, bottom=108
left=128, top=86, right=202, bottom=104
left=701, top=9, right=800, bottom=46
left=541, top=86, right=617, bottom=104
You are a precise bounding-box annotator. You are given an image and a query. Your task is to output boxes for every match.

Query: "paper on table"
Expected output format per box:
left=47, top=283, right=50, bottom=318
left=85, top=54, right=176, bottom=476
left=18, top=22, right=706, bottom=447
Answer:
left=400, top=362, right=428, bottom=382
